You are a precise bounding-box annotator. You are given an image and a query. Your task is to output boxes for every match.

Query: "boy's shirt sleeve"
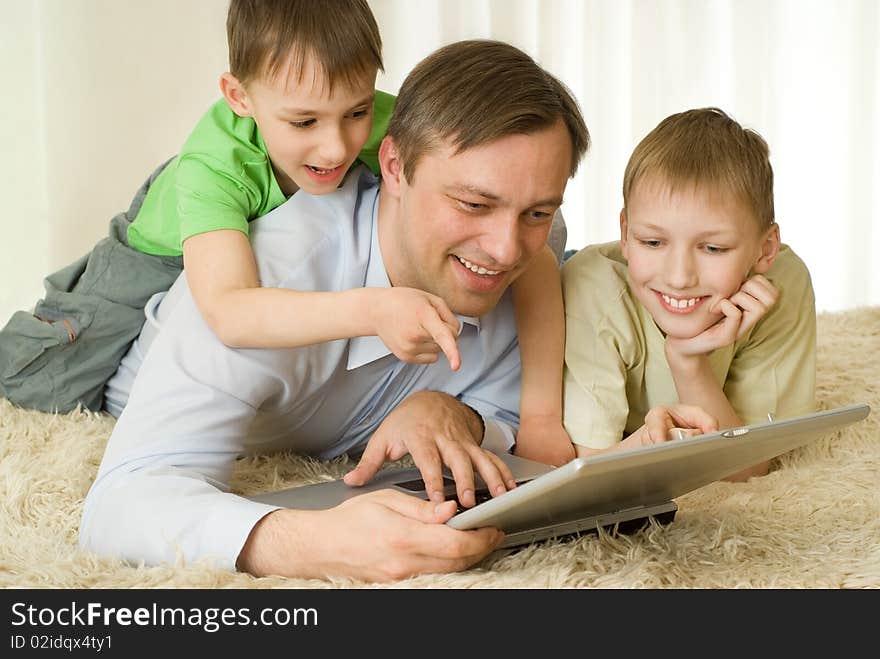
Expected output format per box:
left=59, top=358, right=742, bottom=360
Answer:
left=175, top=153, right=258, bottom=244
left=357, top=90, right=396, bottom=175
left=174, top=101, right=286, bottom=248
left=562, top=245, right=638, bottom=449
left=724, top=246, right=817, bottom=424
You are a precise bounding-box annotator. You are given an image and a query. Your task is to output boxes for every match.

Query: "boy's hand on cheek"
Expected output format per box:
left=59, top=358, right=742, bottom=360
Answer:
left=728, top=274, right=778, bottom=340
left=665, top=298, right=744, bottom=361
left=665, top=275, right=778, bottom=363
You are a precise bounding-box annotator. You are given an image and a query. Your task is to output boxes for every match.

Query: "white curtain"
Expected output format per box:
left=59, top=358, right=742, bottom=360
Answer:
left=2, top=0, right=878, bottom=322
left=372, top=0, right=880, bottom=313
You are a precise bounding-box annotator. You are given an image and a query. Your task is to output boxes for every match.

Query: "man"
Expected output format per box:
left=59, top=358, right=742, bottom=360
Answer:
left=80, top=40, right=709, bottom=582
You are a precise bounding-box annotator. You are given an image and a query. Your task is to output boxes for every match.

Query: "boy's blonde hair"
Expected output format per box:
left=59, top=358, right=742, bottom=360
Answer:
left=227, top=0, right=383, bottom=89
left=623, top=108, right=775, bottom=230
left=386, top=40, right=590, bottom=182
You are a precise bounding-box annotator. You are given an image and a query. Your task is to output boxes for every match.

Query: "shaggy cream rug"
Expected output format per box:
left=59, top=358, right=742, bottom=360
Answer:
left=1, top=308, right=878, bottom=589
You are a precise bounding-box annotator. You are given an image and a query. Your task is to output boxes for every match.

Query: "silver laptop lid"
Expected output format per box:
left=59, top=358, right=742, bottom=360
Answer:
left=448, top=403, right=870, bottom=532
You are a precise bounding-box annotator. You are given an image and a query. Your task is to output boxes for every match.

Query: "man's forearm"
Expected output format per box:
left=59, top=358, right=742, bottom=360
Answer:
left=237, top=509, right=319, bottom=578
left=80, top=466, right=279, bottom=570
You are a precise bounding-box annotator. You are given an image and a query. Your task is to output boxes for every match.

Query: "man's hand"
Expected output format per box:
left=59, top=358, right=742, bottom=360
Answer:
left=369, top=288, right=462, bottom=370
left=514, top=415, right=576, bottom=466
left=665, top=275, right=779, bottom=360
left=620, top=404, right=718, bottom=451
left=237, top=490, right=505, bottom=581
left=343, top=391, right=517, bottom=508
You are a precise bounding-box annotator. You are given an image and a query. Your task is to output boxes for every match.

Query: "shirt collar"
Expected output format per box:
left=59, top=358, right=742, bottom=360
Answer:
left=346, top=201, right=480, bottom=371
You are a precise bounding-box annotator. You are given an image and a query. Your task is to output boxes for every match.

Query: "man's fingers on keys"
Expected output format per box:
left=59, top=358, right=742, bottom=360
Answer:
left=437, top=443, right=477, bottom=508
left=483, top=449, right=517, bottom=491
left=408, top=441, right=446, bottom=503
left=343, top=440, right=388, bottom=486
left=473, top=448, right=515, bottom=496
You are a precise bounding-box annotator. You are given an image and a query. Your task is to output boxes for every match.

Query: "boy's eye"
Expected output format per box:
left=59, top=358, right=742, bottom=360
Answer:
left=350, top=108, right=370, bottom=119
left=290, top=119, right=316, bottom=129
left=639, top=239, right=662, bottom=248
left=704, top=245, right=729, bottom=254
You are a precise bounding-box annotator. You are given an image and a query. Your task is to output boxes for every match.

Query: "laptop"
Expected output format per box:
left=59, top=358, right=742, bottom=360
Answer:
left=247, top=403, right=870, bottom=549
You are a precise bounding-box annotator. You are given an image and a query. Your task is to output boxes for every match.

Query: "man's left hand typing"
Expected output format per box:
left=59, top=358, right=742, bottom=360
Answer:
left=343, top=390, right=516, bottom=508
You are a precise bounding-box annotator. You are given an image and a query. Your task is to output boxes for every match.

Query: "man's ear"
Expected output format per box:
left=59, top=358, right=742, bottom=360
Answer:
left=619, top=208, right=630, bottom=260
left=378, top=135, right=405, bottom=198
left=752, top=222, right=781, bottom=274
left=220, top=72, right=253, bottom=118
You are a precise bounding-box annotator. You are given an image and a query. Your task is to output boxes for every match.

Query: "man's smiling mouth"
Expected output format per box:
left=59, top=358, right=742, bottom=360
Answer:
left=456, top=255, right=500, bottom=276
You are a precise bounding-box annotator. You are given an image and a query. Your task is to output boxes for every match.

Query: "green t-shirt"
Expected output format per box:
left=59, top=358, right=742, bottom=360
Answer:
left=127, top=90, right=396, bottom=256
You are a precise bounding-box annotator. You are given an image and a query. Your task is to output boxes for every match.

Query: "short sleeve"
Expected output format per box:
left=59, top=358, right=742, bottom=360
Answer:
left=724, top=247, right=817, bottom=424
left=562, top=246, right=637, bottom=448
left=175, top=154, right=257, bottom=245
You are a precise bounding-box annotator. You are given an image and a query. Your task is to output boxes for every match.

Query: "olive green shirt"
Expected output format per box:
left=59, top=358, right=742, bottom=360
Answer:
left=562, top=242, right=817, bottom=448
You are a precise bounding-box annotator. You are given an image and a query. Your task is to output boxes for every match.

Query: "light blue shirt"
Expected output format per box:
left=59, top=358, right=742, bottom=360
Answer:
left=79, top=167, right=526, bottom=570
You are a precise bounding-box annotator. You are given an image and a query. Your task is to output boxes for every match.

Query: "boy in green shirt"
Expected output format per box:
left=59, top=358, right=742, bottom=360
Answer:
left=0, top=0, right=391, bottom=412
left=562, top=108, right=816, bottom=481
left=1, top=1, right=575, bottom=469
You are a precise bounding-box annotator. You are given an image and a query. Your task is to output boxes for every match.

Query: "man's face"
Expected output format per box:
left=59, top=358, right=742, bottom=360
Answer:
left=380, top=121, right=573, bottom=318
left=621, top=178, right=771, bottom=339
left=228, top=55, right=377, bottom=196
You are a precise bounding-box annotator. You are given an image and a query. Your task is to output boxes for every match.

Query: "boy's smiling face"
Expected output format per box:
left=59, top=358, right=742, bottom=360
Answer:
left=621, top=177, right=777, bottom=340
left=221, top=54, right=377, bottom=196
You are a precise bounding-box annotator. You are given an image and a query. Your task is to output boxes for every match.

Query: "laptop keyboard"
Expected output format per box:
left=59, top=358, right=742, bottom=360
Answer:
left=449, top=488, right=494, bottom=514
left=396, top=476, right=495, bottom=512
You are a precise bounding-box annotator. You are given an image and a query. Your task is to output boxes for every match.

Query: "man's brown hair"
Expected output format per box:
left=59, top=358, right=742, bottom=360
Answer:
left=386, top=40, right=590, bottom=182
left=226, top=0, right=383, bottom=89
left=622, top=107, right=775, bottom=229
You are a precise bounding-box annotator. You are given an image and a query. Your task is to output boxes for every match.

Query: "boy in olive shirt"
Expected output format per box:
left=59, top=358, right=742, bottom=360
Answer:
left=562, top=108, right=816, bottom=481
